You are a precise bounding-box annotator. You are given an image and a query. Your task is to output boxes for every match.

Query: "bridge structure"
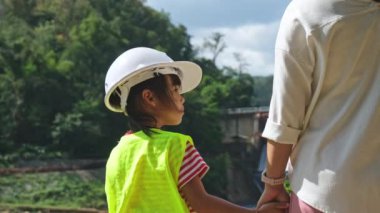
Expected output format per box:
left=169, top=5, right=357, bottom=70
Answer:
left=220, top=107, right=269, bottom=206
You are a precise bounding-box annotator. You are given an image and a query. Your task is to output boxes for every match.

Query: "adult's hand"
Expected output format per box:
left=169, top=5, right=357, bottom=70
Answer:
left=257, top=184, right=290, bottom=212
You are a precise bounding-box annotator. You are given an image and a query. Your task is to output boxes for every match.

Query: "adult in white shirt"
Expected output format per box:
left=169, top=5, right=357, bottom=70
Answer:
left=257, top=0, right=380, bottom=212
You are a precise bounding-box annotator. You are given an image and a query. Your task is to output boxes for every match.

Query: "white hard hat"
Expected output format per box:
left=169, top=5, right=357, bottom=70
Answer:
left=104, top=47, right=202, bottom=113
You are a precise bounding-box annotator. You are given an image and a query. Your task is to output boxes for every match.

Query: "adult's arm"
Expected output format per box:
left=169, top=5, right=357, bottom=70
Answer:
left=257, top=140, right=292, bottom=208
left=258, top=1, right=316, bottom=207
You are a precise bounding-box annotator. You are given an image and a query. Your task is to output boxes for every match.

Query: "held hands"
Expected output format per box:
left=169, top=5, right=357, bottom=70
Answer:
left=257, top=184, right=290, bottom=213
left=255, top=201, right=289, bottom=213
left=257, top=140, right=292, bottom=212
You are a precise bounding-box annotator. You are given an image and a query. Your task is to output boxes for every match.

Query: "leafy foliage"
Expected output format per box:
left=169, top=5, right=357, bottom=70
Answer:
left=0, top=169, right=106, bottom=209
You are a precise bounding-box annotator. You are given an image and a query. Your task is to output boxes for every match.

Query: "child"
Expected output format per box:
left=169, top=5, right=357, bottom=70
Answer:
left=103, top=47, right=288, bottom=213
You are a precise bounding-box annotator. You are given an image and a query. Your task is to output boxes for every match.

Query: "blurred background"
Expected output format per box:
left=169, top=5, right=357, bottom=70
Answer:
left=0, top=0, right=289, bottom=212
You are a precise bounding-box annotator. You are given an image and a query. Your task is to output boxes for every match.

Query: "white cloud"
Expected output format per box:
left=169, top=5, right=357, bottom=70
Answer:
left=190, top=21, right=280, bottom=76
left=144, top=0, right=288, bottom=76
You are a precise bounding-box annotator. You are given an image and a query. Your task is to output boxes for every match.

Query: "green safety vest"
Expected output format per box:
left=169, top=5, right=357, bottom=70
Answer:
left=105, top=129, right=193, bottom=213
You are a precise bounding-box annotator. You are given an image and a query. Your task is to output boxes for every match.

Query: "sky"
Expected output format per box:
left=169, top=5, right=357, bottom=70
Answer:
left=145, top=0, right=291, bottom=76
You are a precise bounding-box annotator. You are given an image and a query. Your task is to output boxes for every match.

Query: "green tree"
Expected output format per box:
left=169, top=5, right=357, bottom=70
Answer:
left=252, top=76, right=273, bottom=106
left=0, top=0, right=195, bottom=158
left=203, top=32, right=226, bottom=64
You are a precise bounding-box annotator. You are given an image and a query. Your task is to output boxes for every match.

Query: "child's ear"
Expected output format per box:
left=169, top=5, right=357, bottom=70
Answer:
left=142, top=89, right=156, bottom=107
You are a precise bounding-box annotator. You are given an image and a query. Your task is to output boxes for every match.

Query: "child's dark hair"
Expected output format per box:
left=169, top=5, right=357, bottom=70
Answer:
left=125, top=74, right=181, bottom=135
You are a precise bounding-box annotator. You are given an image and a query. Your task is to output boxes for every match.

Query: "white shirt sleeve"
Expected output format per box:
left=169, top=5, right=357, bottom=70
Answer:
left=262, top=7, right=316, bottom=144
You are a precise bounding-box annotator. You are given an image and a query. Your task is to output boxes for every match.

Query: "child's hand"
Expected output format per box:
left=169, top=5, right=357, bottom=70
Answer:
left=257, top=201, right=289, bottom=213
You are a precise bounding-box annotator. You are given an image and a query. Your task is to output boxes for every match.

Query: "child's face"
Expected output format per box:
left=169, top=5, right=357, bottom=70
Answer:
left=154, top=75, right=185, bottom=127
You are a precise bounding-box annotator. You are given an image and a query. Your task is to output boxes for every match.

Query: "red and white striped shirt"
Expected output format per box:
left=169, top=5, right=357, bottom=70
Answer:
left=178, top=142, right=209, bottom=212
left=178, top=142, right=209, bottom=188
